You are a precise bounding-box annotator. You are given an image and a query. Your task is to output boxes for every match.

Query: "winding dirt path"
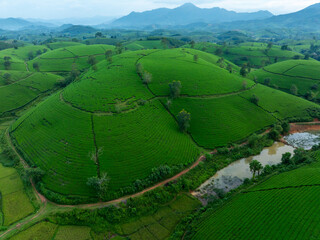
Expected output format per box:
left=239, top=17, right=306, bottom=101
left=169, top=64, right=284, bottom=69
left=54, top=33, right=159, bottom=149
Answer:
left=6, top=128, right=206, bottom=209
left=0, top=130, right=208, bottom=239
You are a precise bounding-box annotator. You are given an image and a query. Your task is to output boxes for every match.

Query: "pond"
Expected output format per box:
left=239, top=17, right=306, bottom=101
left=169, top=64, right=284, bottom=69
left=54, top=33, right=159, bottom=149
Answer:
left=284, top=131, right=320, bottom=150
left=193, top=142, right=295, bottom=203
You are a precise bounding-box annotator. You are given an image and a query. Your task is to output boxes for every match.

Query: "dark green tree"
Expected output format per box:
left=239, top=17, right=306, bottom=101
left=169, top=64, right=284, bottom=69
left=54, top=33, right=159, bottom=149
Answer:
left=249, top=160, right=263, bottom=180
left=193, top=54, right=199, bottom=62
left=88, top=55, right=97, bottom=66
left=290, top=84, right=298, bottom=95
left=177, top=109, right=191, bottom=132
left=169, top=80, right=182, bottom=99
left=87, top=172, right=110, bottom=198
left=33, top=62, right=40, bottom=72
left=250, top=94, right=259, bottom=105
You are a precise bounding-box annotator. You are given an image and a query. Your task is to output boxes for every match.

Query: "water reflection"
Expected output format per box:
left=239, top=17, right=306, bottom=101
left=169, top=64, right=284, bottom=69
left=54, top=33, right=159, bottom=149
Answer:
left=196, top=142, right=295, bottom=196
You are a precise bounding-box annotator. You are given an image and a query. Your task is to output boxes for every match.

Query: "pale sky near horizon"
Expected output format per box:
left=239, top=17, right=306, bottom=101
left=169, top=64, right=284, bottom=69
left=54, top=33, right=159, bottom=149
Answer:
left=0, top=0, right=319, bottom=19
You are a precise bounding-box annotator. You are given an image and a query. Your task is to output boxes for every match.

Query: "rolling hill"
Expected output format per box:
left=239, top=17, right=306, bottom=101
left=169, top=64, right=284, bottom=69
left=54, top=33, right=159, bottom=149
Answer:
left=28, top=44, right=115, bottom=73
left=9, top=48, right=319, bottom=203
left=186, top=42, right=304, bottom=67
left=250, top=59, right=320, bottom=96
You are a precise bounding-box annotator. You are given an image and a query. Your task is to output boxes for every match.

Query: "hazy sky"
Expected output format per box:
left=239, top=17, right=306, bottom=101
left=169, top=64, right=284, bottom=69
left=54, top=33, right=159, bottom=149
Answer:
left=0, top=0, right=319, bottom=19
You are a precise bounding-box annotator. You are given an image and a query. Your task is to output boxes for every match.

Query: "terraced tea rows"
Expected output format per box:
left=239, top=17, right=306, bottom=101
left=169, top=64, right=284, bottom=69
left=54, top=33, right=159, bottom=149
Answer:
left=251, top=60, right=320, bottom=95
left=140, top=49, right=252, bottom=96
left=168, top=94, right=276, bottom=148
left=94, top=100, right=199, bottom=192
left=63, top=51, right=155, bottom=112
left=0, top=72, right=61, bottom=116
left=192, top=187, right=320, bottom=240
left=191, top=150, right=320, bottom=240
left=28, top=44, right=115, bottom=72
left=10, top=48, right=320, bottom=200
left=240, top=84, right=319, bottom=119
left=11, top=93, right=97, bottom=196
left=187, top=42, right=302, bottom=67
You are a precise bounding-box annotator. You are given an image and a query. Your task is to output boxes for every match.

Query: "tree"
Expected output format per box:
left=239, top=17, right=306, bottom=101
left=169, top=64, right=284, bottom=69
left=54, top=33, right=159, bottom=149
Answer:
left=290, top=84, right=298, bottom=95
left=227, top=64, right=232, bottom=73
left=25, top=167, right=45, bottom=183
left=249, top=160, right=263, bottom=180
left=3, top=56, right=11, bottom=70
left=33, top=62, right=40, bottom=72
left=3, top=56, right=11, bottom=62
left=281, top=152, right=292, bottom=165
left=136, top=63, right=144, bottom=76
left=267, top=42, right=273, bottom=50
left=242, top=80, right=248, bottom=90
left=87, top=172, right=110, bottom=198
left=95, top=32, right=103, bottom=38
left=281, top=121, right=290, bottom=134
left=193, top=54, right=199, bottom=62
left=161, top=38, right=169, bottom=49
left=264, top=78, right=271, bottom=86
left=268, top=128, right=280, bottom=141
left=281, top=45, right=289, bottom=50
left=3, top=73, right=11, bottom=85
left=88, top=55, right=97, bottom=66
left=116, top=43, right=123, bottom=54
left=190, top=40, right=195, bottom=48
left=107, top=57, right=113, bottom=64
left=105, top=50, right=112, bottom=59
left=28, top=51, right=34, bottom=60
left=215, top=48, right=223, bottom=56
left=169, top=80, right=182, bottom=99
left=250, top=94, right=259, bottom=105
left=177, top=109, right=191, bottom=132
left=142, top=71, right=152, bottom=84
left=217, top=58, right=225, bottom=68
left=70, top=64, right=80, bottom=81
left=240, top=64, right=248, bottom=77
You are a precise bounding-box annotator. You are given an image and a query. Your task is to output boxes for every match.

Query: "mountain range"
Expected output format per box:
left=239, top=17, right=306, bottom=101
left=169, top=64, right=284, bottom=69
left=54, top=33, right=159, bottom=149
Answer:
left=1, top=3, right=320, bottom=32
left=112, top=3, right=273, bottom=28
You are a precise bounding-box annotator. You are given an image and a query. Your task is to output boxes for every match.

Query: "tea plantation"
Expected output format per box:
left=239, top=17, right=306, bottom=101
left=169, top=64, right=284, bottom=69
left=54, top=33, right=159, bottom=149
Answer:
left=251, top=59, right=320, bottom=95
left=9, top=48, right=319, bottom=200
left=191, top=151, right=320, bottom=240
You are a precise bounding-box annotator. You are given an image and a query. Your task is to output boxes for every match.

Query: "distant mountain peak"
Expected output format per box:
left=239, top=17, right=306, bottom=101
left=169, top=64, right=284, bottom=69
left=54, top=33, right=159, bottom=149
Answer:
left=179, top=3, right=197, bottom=8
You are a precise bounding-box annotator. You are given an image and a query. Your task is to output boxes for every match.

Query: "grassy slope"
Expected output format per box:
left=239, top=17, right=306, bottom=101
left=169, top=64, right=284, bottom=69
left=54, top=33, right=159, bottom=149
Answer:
left=168, top=95, right=276, bottom=148
left=63, top=51, right=154, bottom=112
left=125, top=40, right=164, bottom=51
left=187, top=42, right=303, bottom=67
left=0, top=45, right=50, bottom=61
left=240, top=84, right=319, bottom=119
left=251, top=60, right=320, bottom=95
left=140, top=49, right=252, bottom=96
left=0, top=72, right=62, bottom=115
left=47, top=41, right=84, bottom=50
left=28, top=44, right=115, bottom=72
left=192, top=152, right=320, bottom=240
left=11, top=93, right=97, bottom=196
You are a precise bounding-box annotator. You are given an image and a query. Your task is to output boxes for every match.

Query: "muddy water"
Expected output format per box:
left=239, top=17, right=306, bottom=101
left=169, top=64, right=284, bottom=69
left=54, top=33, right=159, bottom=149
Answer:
left=284, top=131, right=320, bottom=150
left=193, top=142, right=295, bottom=202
